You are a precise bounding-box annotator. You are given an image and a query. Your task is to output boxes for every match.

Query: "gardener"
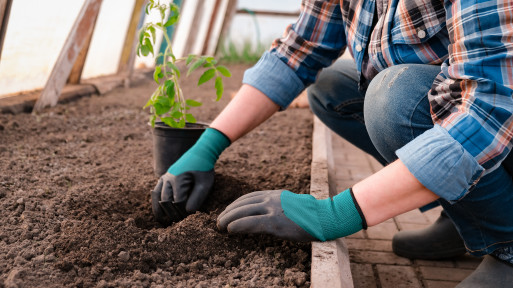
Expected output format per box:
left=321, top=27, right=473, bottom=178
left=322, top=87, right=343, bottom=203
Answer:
left=152, top=0, right=513, bottom=286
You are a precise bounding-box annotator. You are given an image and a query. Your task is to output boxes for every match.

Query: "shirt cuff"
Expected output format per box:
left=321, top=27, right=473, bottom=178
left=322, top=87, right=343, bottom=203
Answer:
left=396, top=125, right=484, bottom=203
left=243, top=51, right=305, bottom=110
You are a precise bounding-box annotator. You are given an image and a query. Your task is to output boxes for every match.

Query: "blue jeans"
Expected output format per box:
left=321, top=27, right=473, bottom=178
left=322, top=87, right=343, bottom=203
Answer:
left=308, top=59, right=513, bottom=256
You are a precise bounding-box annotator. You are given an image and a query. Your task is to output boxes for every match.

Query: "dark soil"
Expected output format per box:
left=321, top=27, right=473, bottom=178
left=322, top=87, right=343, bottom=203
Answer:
left=0, top=64, right=313, bottom=287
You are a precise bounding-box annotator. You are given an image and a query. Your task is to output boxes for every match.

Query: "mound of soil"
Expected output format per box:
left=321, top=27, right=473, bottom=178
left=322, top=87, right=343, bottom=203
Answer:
left=0, top=64, right=313, bottom=287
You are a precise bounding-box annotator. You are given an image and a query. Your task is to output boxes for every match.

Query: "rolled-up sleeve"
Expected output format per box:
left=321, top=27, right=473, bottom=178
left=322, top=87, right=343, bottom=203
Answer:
left=397, top=125, right=484, bottom=202
left=243, top=0, right=346, bottom=109
left=243, top=52, right=305, bottom=109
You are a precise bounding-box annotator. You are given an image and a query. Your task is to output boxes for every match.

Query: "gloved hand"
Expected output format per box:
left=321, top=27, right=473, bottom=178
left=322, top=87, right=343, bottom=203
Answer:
left=152, top=128, right=230, bottom=225
left=217, top=189, right=367, bottom=242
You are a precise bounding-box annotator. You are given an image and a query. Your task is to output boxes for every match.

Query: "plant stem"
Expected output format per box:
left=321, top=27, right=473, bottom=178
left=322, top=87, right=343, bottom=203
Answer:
left=161, top=25, right=186, bottom=123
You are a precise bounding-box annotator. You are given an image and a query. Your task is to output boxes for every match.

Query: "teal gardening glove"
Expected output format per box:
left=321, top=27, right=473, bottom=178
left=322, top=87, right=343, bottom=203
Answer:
left=217, top=188, right=367, bottom=242
left=152, top=128, right=231, bottom=225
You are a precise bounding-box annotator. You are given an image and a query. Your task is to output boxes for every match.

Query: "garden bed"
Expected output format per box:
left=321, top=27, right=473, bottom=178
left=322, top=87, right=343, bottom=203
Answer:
left=0, top=64, right=314, bottom=287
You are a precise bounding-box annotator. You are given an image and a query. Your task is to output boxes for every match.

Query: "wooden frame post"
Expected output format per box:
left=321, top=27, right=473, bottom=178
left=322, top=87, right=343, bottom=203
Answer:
left=201, top=0, right=222, bottom=55
left=67, top=3, right=102, bottom=85
left=214, top=0, right=237, bottom=55
left=0, top=0, right=13, bottom=61
left=34, top=0, right=103, bottom=111
left=118, top=0, right=146, bottom=83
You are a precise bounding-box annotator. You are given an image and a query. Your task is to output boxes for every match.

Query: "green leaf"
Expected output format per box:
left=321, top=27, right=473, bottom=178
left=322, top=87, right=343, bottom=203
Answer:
left=148, top=26, right=156, bottom=44
left=197, top=68, right=216, bottom=86
left=165, top=4, right=180, bottom=27
left=205, top=56, right=215, bottom=63
left=185, top=99, right=202, bottom=107
left=153, top=66, right=162, bottom=83
left=186, top=54, right=195, bottom=65
left=161, top=117, right=177, bottom=128
left=178, top=118, right=186, bottom=128
left=154, top=96, right=171, bottom=115
left=164, top=15, right=178, bottom=27
left=159, top=6, right=166, bottom=21
left=141, top=44, right=150, bottom=56
left=171, top=111, right=182, bottom=119
left=171, top=101, right=180, bottom=113
left=149, top=115, right=156, bottom=127
left=166, top=62, right=181, bottom=78
left=164, top=80, right=175, bottom=100
left=185, top=113, right=197, bottom=123
left=216, top=65, right=232, bottom=77
left=138, top=27, right=146, bottom=45
left=143, top=97, right=154, bottom=109
left=187, top=58, right=206, bottom=76
left=144, top=38, right=154, bottom=56
left=215, top=76, right=223, bottom=101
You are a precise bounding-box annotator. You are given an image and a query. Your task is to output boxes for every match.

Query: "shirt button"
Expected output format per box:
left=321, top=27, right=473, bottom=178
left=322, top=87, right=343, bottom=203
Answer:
left=418, top=30, right=426, bottom=39
left=355, top=44, right=362, bottom=52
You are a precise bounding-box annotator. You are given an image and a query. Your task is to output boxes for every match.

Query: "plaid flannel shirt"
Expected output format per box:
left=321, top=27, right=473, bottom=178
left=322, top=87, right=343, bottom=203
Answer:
left=243, top=0, right=513, bottom=202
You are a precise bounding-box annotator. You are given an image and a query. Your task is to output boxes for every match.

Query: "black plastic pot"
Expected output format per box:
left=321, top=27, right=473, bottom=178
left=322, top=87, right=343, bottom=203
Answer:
left=151, top=121, right=208, bottom=177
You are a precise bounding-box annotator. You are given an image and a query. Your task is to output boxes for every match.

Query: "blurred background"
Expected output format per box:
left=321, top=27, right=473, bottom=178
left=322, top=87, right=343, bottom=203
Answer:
left=0, top=0, right=300, bottom=99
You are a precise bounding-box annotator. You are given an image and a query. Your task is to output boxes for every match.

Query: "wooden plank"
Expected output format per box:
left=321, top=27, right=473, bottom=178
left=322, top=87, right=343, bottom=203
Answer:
left=310, top=116, right=354, bottom=288
left=33, top=0, right=103, bottom=111
left=117, top=0, right=146, bottom=80
left=0, top=0, right=13, bottom=61
left=236, top=9, right=300, bottom=18
left=182, top=0, right=205, bottom=56
left=1, top=84, right=96, bottom=114
left=201, top=0, right=222, bottom=55
left=214, top=0, right=237, bottom=55
left=67, top=2, right=102, bottom=84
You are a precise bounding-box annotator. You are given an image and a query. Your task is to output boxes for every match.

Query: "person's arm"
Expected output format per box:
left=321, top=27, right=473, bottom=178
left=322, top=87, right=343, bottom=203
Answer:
left=353, top=159, right=438, bottom=226
left=210, top=84, right=279, bottom=142
left=154, top=0, right=347, bottom=224
left=217, top=158, right=439, bottom=242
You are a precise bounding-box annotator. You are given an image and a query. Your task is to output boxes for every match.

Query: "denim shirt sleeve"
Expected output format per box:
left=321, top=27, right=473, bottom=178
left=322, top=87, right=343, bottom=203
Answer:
left=243, top=0, right=346, bottom=110
left=242, top=52, right=305, bottom=109
left=396, top=125, right=484, bottom=203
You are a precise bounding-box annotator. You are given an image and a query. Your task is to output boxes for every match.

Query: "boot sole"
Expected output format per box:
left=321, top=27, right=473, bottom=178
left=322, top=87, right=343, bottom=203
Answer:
left=393, top=244, right=467, bottom=260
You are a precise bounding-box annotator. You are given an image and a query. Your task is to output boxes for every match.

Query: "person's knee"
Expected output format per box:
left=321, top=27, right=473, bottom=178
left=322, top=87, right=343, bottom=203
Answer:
left=307, top=59, right=359, bottom=117
left=364, top=64, right=436, bottom=161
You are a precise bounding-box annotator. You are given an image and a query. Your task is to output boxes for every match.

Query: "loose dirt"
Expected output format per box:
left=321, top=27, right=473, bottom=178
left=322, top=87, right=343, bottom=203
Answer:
left=0, top=64, right=313, bottom=287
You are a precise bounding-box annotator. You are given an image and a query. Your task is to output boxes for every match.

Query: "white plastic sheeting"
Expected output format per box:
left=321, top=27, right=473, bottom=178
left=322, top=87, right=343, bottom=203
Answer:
left=0, top=0, right=302, bottom=98
left=0, top=0, right=135, bottom=98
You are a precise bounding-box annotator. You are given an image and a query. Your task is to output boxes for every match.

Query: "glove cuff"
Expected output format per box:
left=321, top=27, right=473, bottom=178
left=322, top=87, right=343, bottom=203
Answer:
left=349, top=187, right=367, bottom=230
left=167, top=127, right=230, bottom=175
left=281, top=189, right=364, bottom=241
left=208, top=127, right=232, bottom=145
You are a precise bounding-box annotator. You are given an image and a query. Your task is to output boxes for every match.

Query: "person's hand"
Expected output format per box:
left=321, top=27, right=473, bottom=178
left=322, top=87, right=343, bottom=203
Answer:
left=217, top=190, right=317, bottom=242
left=151, top=128, right=230, bottom=225
left=217, top=189, right=366, bottom=241
left=152, top=171, right=215, bottom=224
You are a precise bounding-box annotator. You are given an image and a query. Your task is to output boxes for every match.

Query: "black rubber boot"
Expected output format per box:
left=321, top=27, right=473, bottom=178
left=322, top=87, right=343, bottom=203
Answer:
left=392, top=211, right=466, bottom=259
left=456, top=255, right=513, bottom=287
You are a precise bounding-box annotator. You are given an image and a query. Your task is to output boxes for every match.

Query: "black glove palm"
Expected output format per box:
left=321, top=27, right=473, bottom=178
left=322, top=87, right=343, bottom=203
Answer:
left=216, top=190, right=316, bottom=242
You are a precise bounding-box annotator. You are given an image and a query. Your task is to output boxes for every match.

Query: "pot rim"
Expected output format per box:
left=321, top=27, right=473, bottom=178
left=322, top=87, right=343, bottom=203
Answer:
left=151, top=121, right=210, bottom=130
